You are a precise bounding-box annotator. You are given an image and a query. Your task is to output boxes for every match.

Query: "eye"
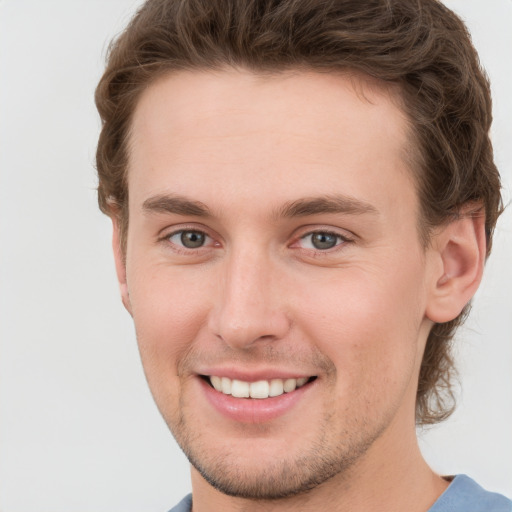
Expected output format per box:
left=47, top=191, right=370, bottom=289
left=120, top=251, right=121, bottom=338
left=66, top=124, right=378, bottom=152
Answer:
left=167, top=230, right=211, bottom=249
left=299, top=231, right=346, bottom=250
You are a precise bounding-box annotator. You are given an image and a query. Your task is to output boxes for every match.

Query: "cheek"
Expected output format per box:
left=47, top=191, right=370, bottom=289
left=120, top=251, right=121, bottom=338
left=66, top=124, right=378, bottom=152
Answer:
left=293, top=257, right=427, bottom=404
left=126, top=262, right=213, bottom=379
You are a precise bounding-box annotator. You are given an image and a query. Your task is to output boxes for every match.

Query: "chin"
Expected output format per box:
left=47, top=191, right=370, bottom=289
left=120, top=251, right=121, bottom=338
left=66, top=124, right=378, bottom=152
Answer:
left=169, top=411, right=381, bottom=501
left=188, top=447, right=351, bottom=500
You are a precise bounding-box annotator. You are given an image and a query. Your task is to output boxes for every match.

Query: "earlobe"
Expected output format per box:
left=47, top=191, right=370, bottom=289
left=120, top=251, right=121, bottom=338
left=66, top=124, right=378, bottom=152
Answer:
left=111, top=216, right=133, bottom=316
left=426, top=207, right=486, bottom=324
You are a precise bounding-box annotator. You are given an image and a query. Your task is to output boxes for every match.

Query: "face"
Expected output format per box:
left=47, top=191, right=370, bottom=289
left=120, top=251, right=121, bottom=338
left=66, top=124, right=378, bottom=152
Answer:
left=120, top=69, right=435, bottom=499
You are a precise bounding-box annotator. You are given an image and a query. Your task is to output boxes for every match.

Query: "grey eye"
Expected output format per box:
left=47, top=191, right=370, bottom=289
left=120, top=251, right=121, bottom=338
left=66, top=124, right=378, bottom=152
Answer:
left=299, top=231, right=343, bottom=250
left=173, top=230, right=206, bottom=248
left=311, top=232, right=338, bottom=250
left=181, top=231, right=205, bottom=248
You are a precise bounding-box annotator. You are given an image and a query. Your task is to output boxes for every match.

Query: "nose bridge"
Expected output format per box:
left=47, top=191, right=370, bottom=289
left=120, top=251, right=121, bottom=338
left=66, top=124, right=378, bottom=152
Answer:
left=210, top=244, right=289, bottom=348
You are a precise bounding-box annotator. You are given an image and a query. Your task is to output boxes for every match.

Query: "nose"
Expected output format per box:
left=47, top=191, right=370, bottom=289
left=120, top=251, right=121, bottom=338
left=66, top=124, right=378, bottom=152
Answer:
left=208, top=247, right=291, bottom=349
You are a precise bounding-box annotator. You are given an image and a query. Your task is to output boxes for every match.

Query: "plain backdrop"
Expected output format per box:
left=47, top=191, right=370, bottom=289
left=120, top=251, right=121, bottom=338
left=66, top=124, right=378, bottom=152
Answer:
left=0, top=1, right=511, bottom=511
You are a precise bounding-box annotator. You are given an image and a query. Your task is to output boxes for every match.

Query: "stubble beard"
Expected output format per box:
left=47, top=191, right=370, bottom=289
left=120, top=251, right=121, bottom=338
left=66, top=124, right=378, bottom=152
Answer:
left=151, top=346, right=395, bottom=501
left=167, top=395, right=385, bottom=501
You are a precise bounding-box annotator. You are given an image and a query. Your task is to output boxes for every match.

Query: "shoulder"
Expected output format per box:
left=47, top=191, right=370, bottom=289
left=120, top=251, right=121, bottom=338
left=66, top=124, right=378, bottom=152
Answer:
left=429, top=475, right=512, bottom=512
left=167, top=494, right=192, bottom=512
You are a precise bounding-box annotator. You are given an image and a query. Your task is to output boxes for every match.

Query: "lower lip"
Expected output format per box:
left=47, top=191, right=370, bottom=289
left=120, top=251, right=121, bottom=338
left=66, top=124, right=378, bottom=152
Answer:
left=199, top=378, right=314, bottom=424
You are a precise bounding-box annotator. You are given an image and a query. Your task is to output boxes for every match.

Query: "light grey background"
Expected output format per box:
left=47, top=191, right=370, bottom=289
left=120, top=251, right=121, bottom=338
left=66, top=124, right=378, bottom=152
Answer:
left=0, top=1, right=510, bottom=511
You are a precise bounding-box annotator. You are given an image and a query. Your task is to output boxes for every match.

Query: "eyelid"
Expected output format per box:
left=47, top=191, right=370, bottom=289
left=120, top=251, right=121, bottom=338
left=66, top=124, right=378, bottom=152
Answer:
left=301, top=232, right=346, bottom=248
left=289, top=226, right=355, bottom=253
left=159, top=222, right=216, bottom=238
left=158, top=224, right=221, bottom=250
left=157, top=223, right=354, bottom=253
left=292, top=225, right=355, bottom=242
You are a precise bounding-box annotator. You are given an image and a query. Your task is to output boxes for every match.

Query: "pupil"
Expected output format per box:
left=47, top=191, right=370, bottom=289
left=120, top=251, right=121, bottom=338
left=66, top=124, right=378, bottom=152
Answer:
left=312, top=232, right=337, bottom=250
left=181, top=231, right=205, bottom=248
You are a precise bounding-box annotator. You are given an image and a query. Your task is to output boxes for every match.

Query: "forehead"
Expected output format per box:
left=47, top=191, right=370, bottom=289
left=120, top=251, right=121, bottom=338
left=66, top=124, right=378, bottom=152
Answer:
left=127, top=68, right=416, bottom=221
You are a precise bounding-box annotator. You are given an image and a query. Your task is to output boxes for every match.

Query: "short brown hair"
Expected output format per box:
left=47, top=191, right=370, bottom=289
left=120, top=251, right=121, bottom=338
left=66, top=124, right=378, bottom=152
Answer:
left=95, top=0, right=502, bottom=425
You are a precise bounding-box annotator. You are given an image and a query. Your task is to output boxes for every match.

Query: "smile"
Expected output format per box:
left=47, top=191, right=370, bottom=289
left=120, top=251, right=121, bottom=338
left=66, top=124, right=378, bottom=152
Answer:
left=206, top=376, right=315, bottom=399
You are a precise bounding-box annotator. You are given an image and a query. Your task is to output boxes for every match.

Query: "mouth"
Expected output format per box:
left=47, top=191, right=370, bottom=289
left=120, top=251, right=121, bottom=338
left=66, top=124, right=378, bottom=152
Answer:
left=201, top=375, right=317, bottom=399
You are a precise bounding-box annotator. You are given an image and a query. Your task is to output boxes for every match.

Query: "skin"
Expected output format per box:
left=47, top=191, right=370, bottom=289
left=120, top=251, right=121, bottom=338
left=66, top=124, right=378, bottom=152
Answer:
left=113, top=68, right=485, bottom=511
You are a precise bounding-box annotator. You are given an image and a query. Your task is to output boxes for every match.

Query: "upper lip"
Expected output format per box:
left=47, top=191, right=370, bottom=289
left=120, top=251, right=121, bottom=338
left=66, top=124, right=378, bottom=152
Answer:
left=197, top=367, right=316, bottom=382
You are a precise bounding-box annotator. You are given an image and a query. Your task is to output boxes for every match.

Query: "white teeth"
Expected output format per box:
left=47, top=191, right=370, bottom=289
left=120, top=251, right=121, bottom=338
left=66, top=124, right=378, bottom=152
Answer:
left=209, top=376, right=311, bottom=399
left=249, top=380, right=270, bottom=399
left=231, top=379, right=250, bottom=398
left=210, top=376, right=222, bottom=392
left=269, top=379, right=284, bottom=397
left=221, top=377, right=232, bottom=395
left=283, top=378, right=297, bottom=393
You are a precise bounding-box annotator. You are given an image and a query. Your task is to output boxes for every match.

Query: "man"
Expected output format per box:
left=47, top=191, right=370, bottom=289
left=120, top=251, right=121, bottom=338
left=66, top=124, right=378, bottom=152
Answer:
left=95, top=0, right=510, bottom=510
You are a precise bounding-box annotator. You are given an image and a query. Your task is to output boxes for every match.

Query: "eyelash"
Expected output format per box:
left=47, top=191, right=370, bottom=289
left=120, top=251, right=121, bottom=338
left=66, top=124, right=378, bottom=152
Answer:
left=159, top=227, right=353, bottom=255
left=160, top=227, right=217, bottom=255
left=295, top=230, right=351, bottom=252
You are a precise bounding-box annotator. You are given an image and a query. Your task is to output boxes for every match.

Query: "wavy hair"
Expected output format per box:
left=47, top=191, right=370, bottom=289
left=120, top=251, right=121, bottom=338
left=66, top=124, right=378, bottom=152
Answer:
left=95, top=0, right=502, bottom=425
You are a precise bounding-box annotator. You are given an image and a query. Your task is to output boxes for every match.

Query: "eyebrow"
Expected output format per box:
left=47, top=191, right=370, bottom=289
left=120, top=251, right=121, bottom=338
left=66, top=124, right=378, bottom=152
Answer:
left=141, top=193, right=378, bottom=219
left=276, top=195, right=378, bottom=219
left=142, top=194, right=212, bottom=217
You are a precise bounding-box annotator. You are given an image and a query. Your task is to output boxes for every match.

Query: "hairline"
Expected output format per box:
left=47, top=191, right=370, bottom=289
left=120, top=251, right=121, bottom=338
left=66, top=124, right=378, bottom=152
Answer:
left=114, top=64, right=430, bottom=256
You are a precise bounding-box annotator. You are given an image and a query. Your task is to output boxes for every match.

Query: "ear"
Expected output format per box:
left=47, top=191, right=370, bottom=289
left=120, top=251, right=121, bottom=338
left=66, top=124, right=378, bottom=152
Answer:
left=425, top=207, right=486, bottom=324
left=111, top=215, right=133, bottom=316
